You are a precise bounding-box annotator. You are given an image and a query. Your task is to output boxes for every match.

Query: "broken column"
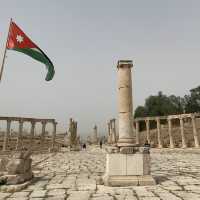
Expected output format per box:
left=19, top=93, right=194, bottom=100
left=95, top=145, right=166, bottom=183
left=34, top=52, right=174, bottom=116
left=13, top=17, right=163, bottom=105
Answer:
left=103, top=60, right=155, bottom=186
left=91, top=125, right=98, bottom=144
left=111, top=119, right=117, bottom=145
left=107, top=122, right=112, bottom=144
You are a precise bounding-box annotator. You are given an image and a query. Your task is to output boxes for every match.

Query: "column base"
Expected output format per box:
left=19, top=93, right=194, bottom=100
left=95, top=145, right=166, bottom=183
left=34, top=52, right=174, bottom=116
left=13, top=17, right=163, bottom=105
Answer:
left=102, top=149, right=156, bottom=187
left=103, top=174, right=156, bottom=186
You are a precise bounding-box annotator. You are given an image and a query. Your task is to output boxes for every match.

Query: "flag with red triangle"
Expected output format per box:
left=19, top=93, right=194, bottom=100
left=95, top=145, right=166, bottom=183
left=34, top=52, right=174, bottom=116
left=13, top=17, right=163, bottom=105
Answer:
left=7, top=21, right=55, bottom=81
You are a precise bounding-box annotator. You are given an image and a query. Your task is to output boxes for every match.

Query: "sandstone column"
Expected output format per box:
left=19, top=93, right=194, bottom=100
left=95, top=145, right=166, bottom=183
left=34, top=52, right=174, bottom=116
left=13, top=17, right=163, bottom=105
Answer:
left=145, top=119, right=150, bottom=143
left=52, top=122, right=57, bottom=148
left=156, top=118, right=163, bottom=148
left=191, top=115, right=199, bottom=148
left=111, top=119, right=117, bottom=144
left=92, top=125, right=98, bottom=144
left=103, top=60, right=155, bottom=186
left=3, top=119, right=11, bottom=151
left=107, top=122, right=111, bottom=144
left=180, top=117, right=187, bottom=148
left=135, top=120, right=139, bottom=145
left=30, top=120, right=36, bottom=145
left=167, top=118, right=174, bottom=148
left=41, top=121, right=47, bottom=146
left=117, top=60, right=134, bottom=146
left=16, top=119, right=23, bottom=150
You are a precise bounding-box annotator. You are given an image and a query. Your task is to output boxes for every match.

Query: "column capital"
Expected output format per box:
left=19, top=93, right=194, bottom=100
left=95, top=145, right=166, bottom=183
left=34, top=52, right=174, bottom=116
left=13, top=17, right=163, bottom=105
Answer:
left=41, top=120, right=47, bottom=125
left=117, top=60, right=133, bottom=69
left=31, top=120, right=36, bottom=125
left=19, top=119, right=24, bottom=124
left=156, top=117, right=160, bottom=122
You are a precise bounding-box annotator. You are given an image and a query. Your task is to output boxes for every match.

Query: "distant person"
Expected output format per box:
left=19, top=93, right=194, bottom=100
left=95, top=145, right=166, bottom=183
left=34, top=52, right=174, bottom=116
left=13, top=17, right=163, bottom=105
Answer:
left=99, top=140, right=102, bottom=149
left=82, top=143, right=86, bottom=150
left=144, top=140, right=150, bottom=153
left=144, top=140, right=150, bottom=147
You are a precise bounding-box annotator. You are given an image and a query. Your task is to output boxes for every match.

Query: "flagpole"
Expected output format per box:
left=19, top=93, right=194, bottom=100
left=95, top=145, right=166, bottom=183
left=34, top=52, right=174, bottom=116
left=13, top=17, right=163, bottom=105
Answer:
left=0, top=18, right=12, bottom=82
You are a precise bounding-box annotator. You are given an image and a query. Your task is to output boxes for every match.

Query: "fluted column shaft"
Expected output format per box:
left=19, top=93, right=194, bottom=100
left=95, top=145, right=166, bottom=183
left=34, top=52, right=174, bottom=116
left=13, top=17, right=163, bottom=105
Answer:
left=117, top=60, right=134, bottom=147
left=180, top=118, right=187, bottom=148
left=191, top=116, right=199, bottom=148
left=168, top=119, right=174, bottom=148
left=3, top=120, right=11, bottom=151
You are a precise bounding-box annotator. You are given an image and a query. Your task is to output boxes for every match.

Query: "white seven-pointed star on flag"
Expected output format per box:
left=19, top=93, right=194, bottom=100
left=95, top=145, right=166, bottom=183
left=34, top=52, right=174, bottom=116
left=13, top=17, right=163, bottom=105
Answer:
left=16, top=35, right=24, bottom=43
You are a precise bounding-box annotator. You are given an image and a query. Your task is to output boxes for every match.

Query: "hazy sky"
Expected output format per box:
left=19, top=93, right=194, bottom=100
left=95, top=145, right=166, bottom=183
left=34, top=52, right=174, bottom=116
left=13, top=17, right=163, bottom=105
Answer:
left=0, top=0, right=200, bottom=135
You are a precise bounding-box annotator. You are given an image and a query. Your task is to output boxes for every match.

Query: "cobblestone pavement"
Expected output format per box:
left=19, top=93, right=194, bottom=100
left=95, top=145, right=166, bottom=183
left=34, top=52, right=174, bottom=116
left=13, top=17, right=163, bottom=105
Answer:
left=1, top=147, right=200, bottom=200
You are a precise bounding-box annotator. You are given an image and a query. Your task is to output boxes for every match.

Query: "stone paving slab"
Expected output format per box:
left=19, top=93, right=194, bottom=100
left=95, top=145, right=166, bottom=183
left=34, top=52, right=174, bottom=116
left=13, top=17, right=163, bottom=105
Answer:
left=0, top=147, right=200, bottom=199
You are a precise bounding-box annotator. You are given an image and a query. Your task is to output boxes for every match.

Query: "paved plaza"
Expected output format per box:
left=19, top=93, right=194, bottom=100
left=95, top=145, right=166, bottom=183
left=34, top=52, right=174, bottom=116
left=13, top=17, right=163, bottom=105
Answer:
left=0, top=146, right=200, bottom=200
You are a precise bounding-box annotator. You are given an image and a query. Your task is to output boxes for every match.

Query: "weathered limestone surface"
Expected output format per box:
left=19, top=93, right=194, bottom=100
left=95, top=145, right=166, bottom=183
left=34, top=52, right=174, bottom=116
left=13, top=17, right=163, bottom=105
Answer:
left=0, top=147, right=200, bottom=199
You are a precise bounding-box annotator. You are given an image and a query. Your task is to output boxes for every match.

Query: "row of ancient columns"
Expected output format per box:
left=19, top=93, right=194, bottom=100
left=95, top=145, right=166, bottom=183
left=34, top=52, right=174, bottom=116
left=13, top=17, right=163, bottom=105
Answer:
left=107, top=119, right=117, bottom=144
left=2, top=118, right=57, bottom=151
left=135, top=114, right=200, bottom=148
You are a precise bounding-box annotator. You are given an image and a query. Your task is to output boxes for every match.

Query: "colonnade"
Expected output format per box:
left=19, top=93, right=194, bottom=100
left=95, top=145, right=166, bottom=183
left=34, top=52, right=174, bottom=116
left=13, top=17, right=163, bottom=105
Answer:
left=134, top=113, right=200, bottom=148
left=0, top=117, right=57, bottom=151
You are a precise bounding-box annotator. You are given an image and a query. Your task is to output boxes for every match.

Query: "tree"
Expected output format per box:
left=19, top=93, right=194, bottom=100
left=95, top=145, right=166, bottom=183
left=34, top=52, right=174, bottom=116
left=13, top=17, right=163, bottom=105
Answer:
left=134, top=91, right=184, bottom=118
left=134, top=106, right=147, bottom=118
left=184, top=86, right=200, bottom=113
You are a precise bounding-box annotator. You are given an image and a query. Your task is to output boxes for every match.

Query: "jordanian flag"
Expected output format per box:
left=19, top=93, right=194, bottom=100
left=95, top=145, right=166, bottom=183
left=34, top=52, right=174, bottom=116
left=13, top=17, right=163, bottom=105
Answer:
left=7, top=21, right=55, bottom=81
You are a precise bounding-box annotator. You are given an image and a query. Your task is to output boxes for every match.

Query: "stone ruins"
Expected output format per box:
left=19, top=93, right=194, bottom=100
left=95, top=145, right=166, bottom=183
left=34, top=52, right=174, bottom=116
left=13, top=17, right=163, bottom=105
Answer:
left=0, top=117, right=58, bottom=152
left=64, top=118, right=80, bottom=151
left=0, top=60, right=200, bottom=199
left=134, top=113, right=200, bottom=148
left=87, top=125, right=99, bottom=145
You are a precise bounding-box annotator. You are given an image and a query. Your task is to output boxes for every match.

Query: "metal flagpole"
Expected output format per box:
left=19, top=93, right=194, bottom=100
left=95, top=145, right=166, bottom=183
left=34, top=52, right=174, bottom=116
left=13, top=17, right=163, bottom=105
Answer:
left=0, top=18, right=12, bottom=82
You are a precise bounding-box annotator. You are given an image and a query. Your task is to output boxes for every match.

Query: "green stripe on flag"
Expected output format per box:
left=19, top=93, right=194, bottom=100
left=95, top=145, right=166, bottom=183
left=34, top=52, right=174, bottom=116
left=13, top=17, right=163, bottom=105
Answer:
left=12, top=48, right=55, bottom=81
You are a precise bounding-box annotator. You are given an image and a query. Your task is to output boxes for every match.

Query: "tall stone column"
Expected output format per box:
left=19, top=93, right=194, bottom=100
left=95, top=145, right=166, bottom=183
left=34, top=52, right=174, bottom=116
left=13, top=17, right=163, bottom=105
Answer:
left=191, top=115, right=199, bottom=148
left=156, top=118, right=163, bottom=148
left=117, top=60, right=134, bottom=147
left=30, top=121, right=36, bottom=143
left=16, top=119, right=23, bottom=150
left=111, top=119, right=117, bottom=144
left=135, top=121, right=139, bottom=145
left=3, top=120, right=11, bottom=151
left=145, top=119, right=150, bottom=143
left=52, top=122, right=57, bottom=148
left=41, top=121, right=47, bottom=146
left=180, top=117, right=187, bottom=148
left=107, top=122, right=111, bottom=144
left=103, top=60, right=155, bottom=186
left=167, top=118, right=174, bottom=148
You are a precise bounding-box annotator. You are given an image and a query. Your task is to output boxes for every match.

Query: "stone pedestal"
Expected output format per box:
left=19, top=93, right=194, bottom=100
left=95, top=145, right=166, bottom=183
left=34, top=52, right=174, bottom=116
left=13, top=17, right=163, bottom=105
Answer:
left=103, top=148, right=155, bottom=186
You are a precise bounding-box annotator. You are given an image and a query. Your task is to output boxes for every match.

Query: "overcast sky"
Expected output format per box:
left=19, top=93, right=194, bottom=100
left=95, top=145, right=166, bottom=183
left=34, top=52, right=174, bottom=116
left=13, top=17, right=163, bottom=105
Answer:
left=0, top=0, right=200, bottom=136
